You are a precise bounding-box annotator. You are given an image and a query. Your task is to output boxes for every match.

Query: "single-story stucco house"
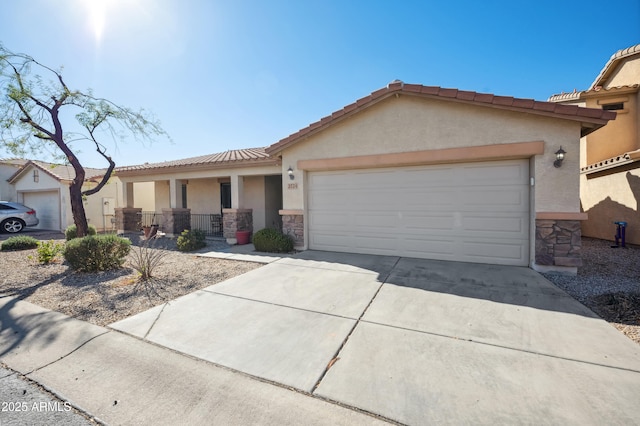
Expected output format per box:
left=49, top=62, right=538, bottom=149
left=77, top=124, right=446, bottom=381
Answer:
left=116, top=81, right=615, bottom=273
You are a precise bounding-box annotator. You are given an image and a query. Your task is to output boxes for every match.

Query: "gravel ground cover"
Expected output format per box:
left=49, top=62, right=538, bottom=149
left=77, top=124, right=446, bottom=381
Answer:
left=543, top=237, right=640, bottom=344
left=0, top=234, right=261, bottom=326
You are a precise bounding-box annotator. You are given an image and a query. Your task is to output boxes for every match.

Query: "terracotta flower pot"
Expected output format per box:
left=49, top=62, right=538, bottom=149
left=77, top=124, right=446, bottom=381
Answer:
left=236, top=230, right=251, bottom=245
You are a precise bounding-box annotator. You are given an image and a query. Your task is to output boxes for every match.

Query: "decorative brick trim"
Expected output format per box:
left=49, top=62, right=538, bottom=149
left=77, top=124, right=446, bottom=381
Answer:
left=281, top=211, right=304, bottom=247
left=535, top=219, right=582, bottom=267
left=162, top=208, right=191, bottom=236
left=223, top=209, right=253, bottom=239
left=115, top=207, right=142, bottom=232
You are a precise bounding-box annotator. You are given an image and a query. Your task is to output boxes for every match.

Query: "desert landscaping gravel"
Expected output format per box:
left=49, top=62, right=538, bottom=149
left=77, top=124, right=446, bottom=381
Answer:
left=0, top=234, right=638, bottom=344
left=0, top=235, right=261, bottom=327
left=543, top=237, right=639, bottom=344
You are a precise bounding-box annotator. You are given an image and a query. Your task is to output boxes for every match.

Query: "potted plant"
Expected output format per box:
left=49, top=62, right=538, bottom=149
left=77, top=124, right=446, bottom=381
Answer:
left=235, top=229, right=251, bottom=245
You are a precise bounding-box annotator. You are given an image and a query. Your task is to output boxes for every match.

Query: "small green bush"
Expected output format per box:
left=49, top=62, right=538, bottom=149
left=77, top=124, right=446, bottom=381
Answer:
left=1, top=236, right=39, bottom=251
left=176, top=229, right=206, bottom=252
left=63, top=234, right=131, bottom=272
left=64, top=224, right=97, bottom=241
left=252, top=228, right=293, bottom=253
left=37, top=240, right=65, bottom=264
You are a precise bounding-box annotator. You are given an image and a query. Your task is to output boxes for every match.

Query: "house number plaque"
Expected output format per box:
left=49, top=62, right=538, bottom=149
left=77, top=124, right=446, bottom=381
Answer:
left=287, top=183, right=298, bottom=190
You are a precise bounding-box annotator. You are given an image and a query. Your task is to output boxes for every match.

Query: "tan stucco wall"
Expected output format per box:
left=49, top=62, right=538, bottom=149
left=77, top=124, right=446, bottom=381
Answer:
left=243, top=176, right=266, bottom=231
left=580, top=169, right=640, bottom=244
left=83, top=180, right=120, bottom=232
left=603, top=56, right=640, bottom=88
left=0, top=164, right=21, bottom=201
left=185, top=178, right=219, bottom=214
left=154, top=181, right=170, bottom=212
left=583, top=92, right=639, bottom=163
left=278, top=95, right=582, bottom=215
left=133, top=182, right=155, bottom=211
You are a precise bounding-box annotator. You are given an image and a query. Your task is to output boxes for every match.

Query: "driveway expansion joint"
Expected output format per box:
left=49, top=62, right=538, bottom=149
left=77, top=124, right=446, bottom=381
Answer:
left=360, top=319, right=640, bottom=374
left=311, top=257, right=401, bottom=393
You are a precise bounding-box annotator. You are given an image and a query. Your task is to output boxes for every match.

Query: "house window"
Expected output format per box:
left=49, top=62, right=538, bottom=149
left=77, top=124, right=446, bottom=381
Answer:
left=602, top=102, right=624, bottom=111
left=220, top=182, right=231, bottom=212
left=33, top=169, right=39, bottom=182
left=181, top=183, right=188, bottom=208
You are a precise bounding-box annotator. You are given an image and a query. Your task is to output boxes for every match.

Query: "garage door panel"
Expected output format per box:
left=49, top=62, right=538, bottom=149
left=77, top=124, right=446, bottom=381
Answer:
left=22, top=191, right=60, bottom=231
left=463, top=215, right=527, bottom=234
left=308, top=160, right=530, bottom=266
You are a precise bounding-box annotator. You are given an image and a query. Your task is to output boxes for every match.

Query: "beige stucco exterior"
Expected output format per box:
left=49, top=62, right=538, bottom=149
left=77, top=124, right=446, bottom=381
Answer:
left=277, top=95, right=583, bottom=216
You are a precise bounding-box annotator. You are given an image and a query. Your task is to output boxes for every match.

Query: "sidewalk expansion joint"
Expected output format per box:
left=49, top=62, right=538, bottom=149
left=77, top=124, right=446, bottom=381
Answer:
left=311, top=257, right=401, bottom=393
left=143, top=302, right=169, bottom=339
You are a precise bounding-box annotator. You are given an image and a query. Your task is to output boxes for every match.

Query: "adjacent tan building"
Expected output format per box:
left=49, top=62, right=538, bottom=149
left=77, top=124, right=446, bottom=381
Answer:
left=549, top=44, right=640, bottom=245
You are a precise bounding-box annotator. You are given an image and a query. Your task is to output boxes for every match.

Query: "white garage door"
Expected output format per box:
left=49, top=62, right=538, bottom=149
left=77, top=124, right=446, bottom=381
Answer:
left=23, top=191, right=61, bottom=231
left=308, top=159, right=530, bottom=266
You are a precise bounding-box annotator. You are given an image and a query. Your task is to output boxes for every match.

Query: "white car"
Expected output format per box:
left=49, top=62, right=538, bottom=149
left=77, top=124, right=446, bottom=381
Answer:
left=0, top=201, right=40, bottom=233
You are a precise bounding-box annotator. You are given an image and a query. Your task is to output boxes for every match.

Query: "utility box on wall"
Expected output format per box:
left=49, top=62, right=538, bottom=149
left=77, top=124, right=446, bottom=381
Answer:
left=102, top=198, right=115, bottom=216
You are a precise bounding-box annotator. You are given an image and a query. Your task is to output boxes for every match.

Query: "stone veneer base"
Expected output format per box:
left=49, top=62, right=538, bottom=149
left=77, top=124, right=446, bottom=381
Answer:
left=535, top=219, right=582, bottom=267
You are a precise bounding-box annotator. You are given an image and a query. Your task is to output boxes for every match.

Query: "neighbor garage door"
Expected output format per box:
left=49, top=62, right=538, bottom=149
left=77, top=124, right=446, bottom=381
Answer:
left=22, top=191, right=61, bottom=231
left=308, top=159, right=530, bottom=266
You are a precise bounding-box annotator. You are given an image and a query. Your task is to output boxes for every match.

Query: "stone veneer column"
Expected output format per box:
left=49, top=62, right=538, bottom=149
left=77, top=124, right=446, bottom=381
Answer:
left=222, top=208, right=253, bottom=243
left=535, top=219, right=582, bottom=267
left=280, top=210, right=304, bottom=248
left=162, top=208, right=191, bottom=236
left=115, top=207, right=142, bottom=233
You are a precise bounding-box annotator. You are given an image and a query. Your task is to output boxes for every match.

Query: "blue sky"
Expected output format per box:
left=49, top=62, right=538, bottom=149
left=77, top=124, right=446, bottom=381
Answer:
left=1, top=0, right=639, bottom=168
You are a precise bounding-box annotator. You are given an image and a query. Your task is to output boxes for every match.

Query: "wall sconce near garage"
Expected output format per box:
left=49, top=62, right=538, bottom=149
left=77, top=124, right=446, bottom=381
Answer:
left=287, top=166, right=295, bottom=180
left=554, top=147, right=566, bottom=168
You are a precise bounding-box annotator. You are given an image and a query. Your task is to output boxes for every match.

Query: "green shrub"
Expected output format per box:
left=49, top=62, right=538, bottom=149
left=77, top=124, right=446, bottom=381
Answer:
left=176, top=229, right=206, bottom=252
left=63, top=234, right=131, bottom=272
left=252, top=228, right=293, bottom=253
left=64, top=224, right=97, bottom=241
left=1, top=236, right=39, bottom=251
left=37, top=240, right=65, bottom=264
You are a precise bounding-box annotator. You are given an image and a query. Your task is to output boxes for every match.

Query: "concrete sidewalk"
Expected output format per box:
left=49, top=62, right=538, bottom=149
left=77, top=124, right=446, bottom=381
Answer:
left=0, top=296, right=390, bottom=425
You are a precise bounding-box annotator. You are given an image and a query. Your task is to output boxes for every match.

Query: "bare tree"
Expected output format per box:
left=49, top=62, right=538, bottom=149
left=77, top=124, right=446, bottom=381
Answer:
left=0, top=44, right=169, bottom=237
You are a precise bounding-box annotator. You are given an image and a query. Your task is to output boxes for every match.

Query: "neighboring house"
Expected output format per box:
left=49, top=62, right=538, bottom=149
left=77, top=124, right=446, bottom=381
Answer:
left=117, top=81, right=614, bottom=273
left=5, top=160, right=155, bottom=232
left=0, top=158, right=28, bottom=201
left=549, top=44, right=640, bottom=245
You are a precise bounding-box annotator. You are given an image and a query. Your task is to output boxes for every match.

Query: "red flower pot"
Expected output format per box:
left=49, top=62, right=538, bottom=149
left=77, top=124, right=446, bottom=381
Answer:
left=236, top=230, right=251, bottom=245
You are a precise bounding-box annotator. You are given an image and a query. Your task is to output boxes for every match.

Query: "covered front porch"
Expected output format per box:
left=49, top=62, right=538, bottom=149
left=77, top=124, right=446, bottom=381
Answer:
left=113, top=149, right=282, bottom=243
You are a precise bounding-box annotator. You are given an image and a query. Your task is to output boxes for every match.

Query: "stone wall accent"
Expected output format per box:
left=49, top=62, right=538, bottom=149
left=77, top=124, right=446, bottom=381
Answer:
left=162, top=208, right=191, bottom=236
left=281, top=212, right=304, bottom=248
left=115, top=207, right=142, bottom=232
left=535, top=219, right=582, bottom=267
left=222, top=209, right=253, bottom=240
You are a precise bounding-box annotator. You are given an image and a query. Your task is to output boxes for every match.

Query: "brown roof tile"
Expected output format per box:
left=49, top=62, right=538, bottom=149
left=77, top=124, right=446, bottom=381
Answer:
left=115, top=147, right=274, bottom=173
left=266, top=82, right=616, bottom=155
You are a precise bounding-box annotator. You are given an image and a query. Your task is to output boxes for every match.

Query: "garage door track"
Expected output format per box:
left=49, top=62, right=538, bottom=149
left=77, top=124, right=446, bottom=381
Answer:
left=111, top=251, right=640, bottom=425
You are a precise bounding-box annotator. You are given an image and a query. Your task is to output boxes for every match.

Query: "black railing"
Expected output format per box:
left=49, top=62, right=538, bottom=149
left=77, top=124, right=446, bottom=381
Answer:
left=191, top=213, right=223, bottom=237
left=135, top=211, right=223, bottom=238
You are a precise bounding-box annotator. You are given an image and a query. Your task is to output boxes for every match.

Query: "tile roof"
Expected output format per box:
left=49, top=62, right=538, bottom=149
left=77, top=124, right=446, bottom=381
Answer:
left=115, top=147, right=274, bottom=173
left=266, top=82, right=616, bottom=155
left=7, top=160, right=107, bottom=184
left=0, top=158, right=30, bottom=167
left=548, top=84, right=640, bottom=103
left=590, top=43, right=640, bottom=90
left=581, top=149, right=640, bottom=174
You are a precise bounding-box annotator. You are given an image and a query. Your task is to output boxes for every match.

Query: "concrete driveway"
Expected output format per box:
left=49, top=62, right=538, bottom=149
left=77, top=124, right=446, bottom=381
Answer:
left=111, top=250, right=640, bottom=425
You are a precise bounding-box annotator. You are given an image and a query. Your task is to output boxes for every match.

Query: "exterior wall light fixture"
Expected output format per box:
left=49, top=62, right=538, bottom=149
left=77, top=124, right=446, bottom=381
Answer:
left=554, top=146, right=566, bottom=168
left=287, top=166, right=294, bottom=180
